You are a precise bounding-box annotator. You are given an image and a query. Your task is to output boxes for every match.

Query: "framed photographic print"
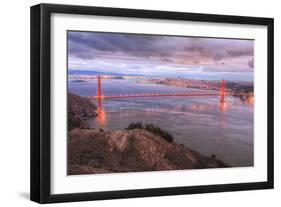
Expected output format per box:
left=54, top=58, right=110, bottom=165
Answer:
left=30, top=3, right=274, bottom=203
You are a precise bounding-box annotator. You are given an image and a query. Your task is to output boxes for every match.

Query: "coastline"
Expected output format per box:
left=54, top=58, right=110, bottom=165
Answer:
left=67, top=92, right=229, bottom=175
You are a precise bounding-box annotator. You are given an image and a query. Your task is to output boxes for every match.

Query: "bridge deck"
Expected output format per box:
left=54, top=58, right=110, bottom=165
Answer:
left=86, top=92, right=236, bottom=100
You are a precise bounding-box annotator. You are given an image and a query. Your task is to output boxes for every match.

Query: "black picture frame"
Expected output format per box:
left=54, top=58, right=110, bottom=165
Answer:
left=30, top=3, right=274, bottom=204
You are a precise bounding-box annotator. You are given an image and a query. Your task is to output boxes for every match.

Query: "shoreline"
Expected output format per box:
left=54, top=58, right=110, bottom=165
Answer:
left=68, top=92, right=230, bottom=175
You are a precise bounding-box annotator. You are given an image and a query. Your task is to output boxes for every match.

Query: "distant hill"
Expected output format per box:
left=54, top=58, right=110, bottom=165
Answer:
left=68, top=69, right=143, bottom=77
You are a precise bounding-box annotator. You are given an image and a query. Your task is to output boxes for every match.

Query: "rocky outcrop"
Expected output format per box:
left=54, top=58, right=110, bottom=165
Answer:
left=68, top=92, right=97, bottom=130
left=68, top=128, right=228, bottom=175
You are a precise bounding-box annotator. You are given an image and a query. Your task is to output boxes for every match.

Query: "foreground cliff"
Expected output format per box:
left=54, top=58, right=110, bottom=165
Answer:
left=68, top=128, right=228, bottom=175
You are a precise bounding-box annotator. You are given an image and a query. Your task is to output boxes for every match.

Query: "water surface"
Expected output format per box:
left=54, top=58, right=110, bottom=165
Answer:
left=69, top=78, right=253, bottom=167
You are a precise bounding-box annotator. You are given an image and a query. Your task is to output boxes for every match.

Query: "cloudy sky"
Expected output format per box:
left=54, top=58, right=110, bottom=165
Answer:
left=68, top=31, right=254, bottom=77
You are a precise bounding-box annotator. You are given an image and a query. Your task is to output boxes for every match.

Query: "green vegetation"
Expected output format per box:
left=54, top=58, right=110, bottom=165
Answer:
left=126, top=122, right=144, bottom=130
left=126, top=122, right=174, bottom=143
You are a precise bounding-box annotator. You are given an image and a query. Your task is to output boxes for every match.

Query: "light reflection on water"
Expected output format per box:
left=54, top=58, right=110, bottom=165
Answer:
left=69, top=78, right=254, bottom=167
left=96, top=99, right=106, bottom=128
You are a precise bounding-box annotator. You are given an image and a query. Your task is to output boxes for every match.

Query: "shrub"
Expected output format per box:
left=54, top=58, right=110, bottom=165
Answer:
left=126, top=122, right=174, bottom=143
left=126, top=122, right=143, bottom=130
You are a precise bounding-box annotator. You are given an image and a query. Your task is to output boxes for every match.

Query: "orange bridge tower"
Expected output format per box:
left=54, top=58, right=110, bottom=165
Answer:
left=220, top=79, right=225, bottom=103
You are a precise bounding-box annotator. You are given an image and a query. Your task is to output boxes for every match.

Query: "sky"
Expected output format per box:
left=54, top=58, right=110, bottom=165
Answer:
left=68, top=31, right=254, bottom=77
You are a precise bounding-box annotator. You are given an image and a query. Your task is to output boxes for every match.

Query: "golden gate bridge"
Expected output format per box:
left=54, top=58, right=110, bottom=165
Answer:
left=85, top=75, right=234, bottom=103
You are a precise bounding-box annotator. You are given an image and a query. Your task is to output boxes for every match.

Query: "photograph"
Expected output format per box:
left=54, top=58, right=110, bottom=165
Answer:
left=67, top=31, right=254, bottom=175
left=30, top=3, right=274, bottom=203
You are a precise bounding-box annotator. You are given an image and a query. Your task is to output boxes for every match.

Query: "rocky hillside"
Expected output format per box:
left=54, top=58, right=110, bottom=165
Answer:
left=68, top=128, right=228, bottom=175
left=68, top=92, right=97, bottom=130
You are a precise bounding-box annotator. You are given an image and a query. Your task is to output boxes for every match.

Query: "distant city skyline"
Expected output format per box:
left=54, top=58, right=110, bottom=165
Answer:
left=68, top=31, right=254, bottom=78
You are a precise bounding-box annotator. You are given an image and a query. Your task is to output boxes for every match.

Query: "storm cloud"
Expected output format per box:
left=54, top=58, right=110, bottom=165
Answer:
left=68, top=31, right=254, bottom=73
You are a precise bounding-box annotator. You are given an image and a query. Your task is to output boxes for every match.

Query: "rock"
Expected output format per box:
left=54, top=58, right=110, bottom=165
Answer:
left=68, top=128, right=228, bottom=175
left=68, top=92, right=97, bottom=130
left=68, top=164, right=113, bottom=174
left=68, top=111, right=82, bottom=130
